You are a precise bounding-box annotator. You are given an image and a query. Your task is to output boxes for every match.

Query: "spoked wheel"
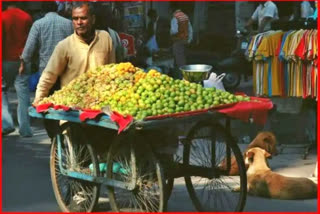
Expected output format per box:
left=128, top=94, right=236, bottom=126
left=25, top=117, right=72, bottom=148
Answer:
left=106, top=135, right=166, bottom=212
left=50, top=123, right=100, bottom=212
left=183, top=121, right=247, bottom=212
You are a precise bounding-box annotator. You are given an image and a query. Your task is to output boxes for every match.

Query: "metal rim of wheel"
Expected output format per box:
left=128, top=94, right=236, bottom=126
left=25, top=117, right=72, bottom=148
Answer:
left=106, top=137, right=166, bottom=212
left=223, top=72, right=241, bottom=89
left=183, top=121, right=247, bottom=212
left=50, top=123, right=100, bottom=212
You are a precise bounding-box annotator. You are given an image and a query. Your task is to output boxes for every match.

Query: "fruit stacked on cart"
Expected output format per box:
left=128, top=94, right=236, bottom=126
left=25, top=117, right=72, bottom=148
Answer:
left=38, top=62, right=250, bottom=120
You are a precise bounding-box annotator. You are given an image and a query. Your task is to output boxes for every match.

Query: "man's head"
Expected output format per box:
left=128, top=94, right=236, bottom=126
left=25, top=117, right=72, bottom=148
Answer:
left=42, top=2, right=58, bottom=13
left=3, top=2, right=22, bottom=10
left=72, top=2, right=96, bottom=40
left=147, top=9, right=157, bottom=22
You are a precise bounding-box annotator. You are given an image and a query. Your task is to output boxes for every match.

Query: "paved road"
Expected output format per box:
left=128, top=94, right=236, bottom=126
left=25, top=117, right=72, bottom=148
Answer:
left=3, top=116, right=317, bottom=212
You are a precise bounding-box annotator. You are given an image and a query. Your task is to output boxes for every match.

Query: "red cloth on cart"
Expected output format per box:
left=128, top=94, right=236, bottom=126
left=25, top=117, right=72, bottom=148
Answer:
left=35, top=95, right=272, bottom=133
left=217, top=96, right=273, bottom=125
left=79, top=109, right=103, bottom=121
left=53, top=105, right=72, bottom=111
left=110, top=111, right=133, bottom=134
left=35, top=103, right=53, bottom=113
left=79, top=110, right=133, bottom=134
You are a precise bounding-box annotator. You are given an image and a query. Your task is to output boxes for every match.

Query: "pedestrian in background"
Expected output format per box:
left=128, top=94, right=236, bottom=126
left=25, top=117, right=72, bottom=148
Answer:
left=170, top=5, right=193, bottom=78
left=147, top=9, right=171, bottom=50
left=95, top=3, right=126, bottom=63
left=19, top=2, right=73, bottom=138
left=20, top=2, right=73, bottom=79
left=245, top=1, right=279, bottom=33
left=2, top=2, right=33, bottom=137
left=301, top=1, right=314, bottom=19
left=56, top=1, right=73, bottom=19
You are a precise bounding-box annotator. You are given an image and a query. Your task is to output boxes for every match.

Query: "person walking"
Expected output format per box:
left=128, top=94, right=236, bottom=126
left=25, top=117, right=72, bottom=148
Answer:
left=170, top=6, right=193, bottom=78
left=301, top=1, right=315, bottom=19
left=20, top=2, right=73, bottom=76
left=95, top=4, right=126, bottom=63
left=245, top=1, right=279, bottom=33
left=147, top=8, right=171, bottom=49
left=19, top=2, right=74, bottom=138
left=2, top=2, right=33, bottom=137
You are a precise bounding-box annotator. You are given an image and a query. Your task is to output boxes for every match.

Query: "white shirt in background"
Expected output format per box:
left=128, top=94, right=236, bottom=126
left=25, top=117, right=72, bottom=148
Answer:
left=251, top=1, right=279, bottom=32
left=301, top=1, right=314, bottom=18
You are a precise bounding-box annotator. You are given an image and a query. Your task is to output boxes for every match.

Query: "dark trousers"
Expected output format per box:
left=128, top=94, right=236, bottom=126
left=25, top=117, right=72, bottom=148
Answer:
left=172, top=40, right=187, bottom=68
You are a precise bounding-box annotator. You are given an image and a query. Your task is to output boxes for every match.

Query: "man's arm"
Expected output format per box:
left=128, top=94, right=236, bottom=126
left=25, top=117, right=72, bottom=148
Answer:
left=34, top=42, right=68, bottom=105
left=258, top=17, right=272, bottom=33
left=19, top=24, right=39, bottom=75
left=187, top=21, right=193, bottom=43
left=259, top=2, right=278, bottom=32
left=245, top=18, right=255, bottom=31
left=106, top=33, right=116, bottom=63
left=245, top=6, right=259, bottom=31
left=170, top=17, right=178, bottom=35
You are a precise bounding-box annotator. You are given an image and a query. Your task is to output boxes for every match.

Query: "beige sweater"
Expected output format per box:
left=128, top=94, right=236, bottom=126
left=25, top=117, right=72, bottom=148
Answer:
left=35, top=30, right=115, bottom=101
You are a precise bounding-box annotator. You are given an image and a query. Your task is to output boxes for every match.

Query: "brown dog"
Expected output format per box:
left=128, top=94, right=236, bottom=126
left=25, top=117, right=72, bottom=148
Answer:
left=219, top=131, right=278, bottom=175
left=245, top=147, right=317, bottom=199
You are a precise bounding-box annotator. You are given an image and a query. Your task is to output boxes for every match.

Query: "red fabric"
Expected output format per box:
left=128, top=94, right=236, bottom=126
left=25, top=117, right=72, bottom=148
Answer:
left=311, top=66, right=315, bottom=98
left=35, top=103, right=53, bottom=113
left=53, top=105, right=72, bottom=111
left=217, top=97, right=273, bottom=125
left=2, top=8, right=32, bottom=61
left=308, top=33, right=314, bottom=61
left=294, top=32, right=307, bottom=60
left=302, top=64, right=307, bottom=99
left=110, top=111, right=133, bottom=134
left=35, top=96, right=272, bottom=131
left=79, top=109, right=103, bottom=122
left=119, top=33, right=135, bottom=56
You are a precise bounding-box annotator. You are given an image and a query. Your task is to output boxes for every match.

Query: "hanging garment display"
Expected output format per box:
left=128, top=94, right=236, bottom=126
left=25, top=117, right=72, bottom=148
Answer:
left=247, top=29, right=317, bottom=100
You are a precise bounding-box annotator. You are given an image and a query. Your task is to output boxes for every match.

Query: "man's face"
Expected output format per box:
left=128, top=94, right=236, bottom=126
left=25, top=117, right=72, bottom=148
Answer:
left=72, top=4, right=95, bottom=39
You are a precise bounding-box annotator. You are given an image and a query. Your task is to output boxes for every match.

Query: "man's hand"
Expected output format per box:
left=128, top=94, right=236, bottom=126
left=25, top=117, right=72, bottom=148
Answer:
left=32, top=97, right=41, bottom=106
left=18, top=60, right=24, bottom=75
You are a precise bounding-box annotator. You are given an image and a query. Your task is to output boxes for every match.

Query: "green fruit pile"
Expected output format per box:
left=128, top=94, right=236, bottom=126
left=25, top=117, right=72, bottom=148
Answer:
left=39, top=63, right=250, bottom=120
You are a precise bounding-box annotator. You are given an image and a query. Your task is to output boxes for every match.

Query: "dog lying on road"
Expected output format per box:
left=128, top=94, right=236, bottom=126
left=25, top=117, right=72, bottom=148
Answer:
left=219, top=131, right=278, bottom=175
left=245, top=147, right=317, bottom=200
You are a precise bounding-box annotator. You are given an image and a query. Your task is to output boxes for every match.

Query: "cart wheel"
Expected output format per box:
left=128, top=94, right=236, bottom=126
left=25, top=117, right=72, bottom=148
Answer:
left=183, top=122, right=247, bottom=212
left=50, top=123, right=100, bottom=212
left=106, top=135, right=166, bottom=212
left=164, top=154, right=177, bottom=200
